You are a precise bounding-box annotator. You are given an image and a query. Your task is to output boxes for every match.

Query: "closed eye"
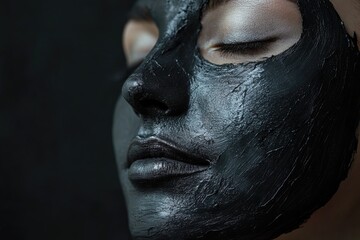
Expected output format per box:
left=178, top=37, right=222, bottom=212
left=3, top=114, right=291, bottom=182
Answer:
left=214, top=38, right=277, bottom=57
left=198, top=0, right=302, bottom=65
left=122, top=19, right=159, bottom=67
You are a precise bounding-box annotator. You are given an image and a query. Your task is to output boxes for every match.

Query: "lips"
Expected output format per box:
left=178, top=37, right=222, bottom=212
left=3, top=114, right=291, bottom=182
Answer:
left=127, top=136, right=210, bottom=183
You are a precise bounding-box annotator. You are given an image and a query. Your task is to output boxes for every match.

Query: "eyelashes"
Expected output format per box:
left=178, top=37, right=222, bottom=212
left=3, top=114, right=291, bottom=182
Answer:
left=214, top=37, right=277, bottom=57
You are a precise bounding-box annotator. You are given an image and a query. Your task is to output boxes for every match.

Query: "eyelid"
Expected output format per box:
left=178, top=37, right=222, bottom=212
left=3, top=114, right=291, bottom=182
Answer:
left=214, top=37, right=277, bottom=47
left=198, top=0, right=302, bottom=65
left=123, top=20, right=159, bottom=67
left=212, top=37, right=277, bottom=56
left=127, top=32, right=157, bottom=66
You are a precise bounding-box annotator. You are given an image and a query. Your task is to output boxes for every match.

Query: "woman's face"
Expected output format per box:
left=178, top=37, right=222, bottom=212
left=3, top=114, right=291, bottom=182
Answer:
left=113, top=0, right=360, bottom=239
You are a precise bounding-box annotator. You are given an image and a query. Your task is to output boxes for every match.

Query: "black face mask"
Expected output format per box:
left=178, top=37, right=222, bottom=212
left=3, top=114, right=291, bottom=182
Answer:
left=113, top=0, right=360, bottom=239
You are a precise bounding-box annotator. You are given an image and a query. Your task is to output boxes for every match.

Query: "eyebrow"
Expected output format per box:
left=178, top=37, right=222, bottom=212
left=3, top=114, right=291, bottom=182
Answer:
left=128, top=0, right=299, bottom=21
left=206, top=0, right=232, bottom=10
left=206, top=0, right=298, bottom=10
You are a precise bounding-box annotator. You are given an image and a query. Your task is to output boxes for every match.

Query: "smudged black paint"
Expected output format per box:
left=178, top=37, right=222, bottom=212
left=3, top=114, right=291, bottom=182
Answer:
left=113, top=0, right=360, bottom=239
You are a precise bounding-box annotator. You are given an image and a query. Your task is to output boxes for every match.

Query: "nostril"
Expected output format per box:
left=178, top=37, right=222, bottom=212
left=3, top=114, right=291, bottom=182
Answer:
left=122, top=66, right=189, bottom=117
left=140, top=99, right=169, bottom=113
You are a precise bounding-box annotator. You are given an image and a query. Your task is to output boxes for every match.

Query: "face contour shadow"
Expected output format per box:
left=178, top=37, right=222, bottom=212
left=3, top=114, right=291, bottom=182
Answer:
left=113, top=0, right=360, bottom=239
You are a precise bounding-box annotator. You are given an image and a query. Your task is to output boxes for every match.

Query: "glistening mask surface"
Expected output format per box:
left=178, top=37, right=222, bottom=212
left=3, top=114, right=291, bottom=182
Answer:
left=113, top=0, right=360, bottom=240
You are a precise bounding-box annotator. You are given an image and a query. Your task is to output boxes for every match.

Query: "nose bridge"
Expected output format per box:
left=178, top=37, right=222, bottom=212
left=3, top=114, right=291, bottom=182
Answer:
left=145, top=44, right=191, bottom=109
left=122, top=0, right=205, bottom=117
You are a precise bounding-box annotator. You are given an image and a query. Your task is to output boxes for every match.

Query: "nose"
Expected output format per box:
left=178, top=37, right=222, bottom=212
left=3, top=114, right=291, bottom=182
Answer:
left=122, top=57, right=190, bottom=117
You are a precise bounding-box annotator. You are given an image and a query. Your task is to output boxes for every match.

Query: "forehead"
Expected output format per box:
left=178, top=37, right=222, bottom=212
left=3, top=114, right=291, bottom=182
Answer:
left=130, top=0, right=299, bottom=21
left=131, top=0, right=205, bottom=20
left=129, top=0, right=206, bottom=37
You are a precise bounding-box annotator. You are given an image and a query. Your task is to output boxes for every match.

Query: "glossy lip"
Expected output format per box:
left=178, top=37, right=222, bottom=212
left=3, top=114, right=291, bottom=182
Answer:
left=127, top=136, right=211, bottom=182
left=127, top=136, right=210, bottom=167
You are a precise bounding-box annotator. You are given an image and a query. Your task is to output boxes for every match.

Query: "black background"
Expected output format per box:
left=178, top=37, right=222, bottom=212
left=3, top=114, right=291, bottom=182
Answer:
left=0, top=0, right=133, bottom=239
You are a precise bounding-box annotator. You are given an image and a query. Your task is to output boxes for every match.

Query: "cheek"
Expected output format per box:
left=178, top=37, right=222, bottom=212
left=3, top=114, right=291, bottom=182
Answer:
left=113, top=97, right=140, bottom=170
left=187, top=65, right=312, bottom=196
left=188, top=66, right=270, bottom=146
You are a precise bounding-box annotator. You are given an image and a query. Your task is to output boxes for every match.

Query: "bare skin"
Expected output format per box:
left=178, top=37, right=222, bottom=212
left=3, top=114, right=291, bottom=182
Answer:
left=277, top=2, right=360, bottom=239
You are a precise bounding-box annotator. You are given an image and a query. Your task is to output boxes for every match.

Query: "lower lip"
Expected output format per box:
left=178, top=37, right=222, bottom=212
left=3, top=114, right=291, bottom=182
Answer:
left=128, top=158, right=208, bottom=183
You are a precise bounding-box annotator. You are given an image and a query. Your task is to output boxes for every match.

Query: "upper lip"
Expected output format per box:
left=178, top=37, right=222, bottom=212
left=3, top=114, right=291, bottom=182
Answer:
left=127, top=136, right=210, bottom=167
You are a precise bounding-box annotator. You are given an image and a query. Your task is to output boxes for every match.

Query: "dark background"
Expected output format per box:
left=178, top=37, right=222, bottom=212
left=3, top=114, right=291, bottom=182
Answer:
left=0, top=0, right=133, bottom=239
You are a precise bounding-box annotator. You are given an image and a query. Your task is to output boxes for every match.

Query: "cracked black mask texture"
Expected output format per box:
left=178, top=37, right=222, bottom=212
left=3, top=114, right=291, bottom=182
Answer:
left=113, top=0, right=360, bottom=239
